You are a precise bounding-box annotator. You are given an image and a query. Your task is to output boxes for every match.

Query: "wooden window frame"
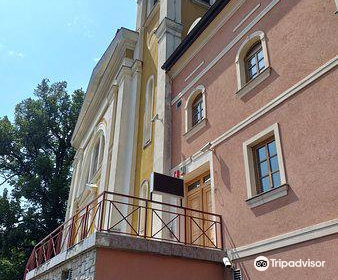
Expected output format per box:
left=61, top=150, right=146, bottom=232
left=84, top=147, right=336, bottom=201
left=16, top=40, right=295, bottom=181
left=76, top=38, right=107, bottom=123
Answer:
left=191, top=93, right=204, bottom=127
left=186, top=171, right=211, bottom=196
left=253, top=137, right=281, bottom=194
left=243, top=123, right=287, bottom=201
left=245, top=42, right=265, bottom=82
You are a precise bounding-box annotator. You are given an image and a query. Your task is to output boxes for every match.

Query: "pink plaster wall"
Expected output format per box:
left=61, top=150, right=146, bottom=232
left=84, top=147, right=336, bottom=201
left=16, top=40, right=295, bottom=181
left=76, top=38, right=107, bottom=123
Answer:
left=95, top=248, right=228, bottom=280
left=170, top=0, right=338, bottom=276
left=234, top=234, right=338, bottom=280
left=171, top=0, right=338, bottom=166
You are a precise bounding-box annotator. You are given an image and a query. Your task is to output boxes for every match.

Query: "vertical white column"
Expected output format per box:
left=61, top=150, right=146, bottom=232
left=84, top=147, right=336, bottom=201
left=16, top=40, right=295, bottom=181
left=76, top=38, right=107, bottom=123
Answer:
left=152, top=0, right=183, bottom=240
left=109, top=61, right=142, bottom=233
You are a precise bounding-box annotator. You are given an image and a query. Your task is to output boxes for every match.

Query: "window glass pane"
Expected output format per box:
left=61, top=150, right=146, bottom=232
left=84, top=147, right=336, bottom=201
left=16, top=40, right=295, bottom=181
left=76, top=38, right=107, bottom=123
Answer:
left=270, top=156, right=279, bottom=172
left=268, top=141, right=277, bottom=156
left=203, top=174, right=211, bottom=183
left=257, top=49, right=264, bottom=61
left=247, top=57, right=256, bottom=68
left=188, top=181, right=200, bottom=192
left=257, top=147, right=267, bottom=161
left=272, top=172, right=281, bottom=188
left=249, top=67, right=257, bottom=78
left=260, top=177, right=271, bottom=192
left=192, top=95, right=203, bottom=127
left=258, top=59, right=265, bottom=71
left=259, top=161, right=269, bottom=177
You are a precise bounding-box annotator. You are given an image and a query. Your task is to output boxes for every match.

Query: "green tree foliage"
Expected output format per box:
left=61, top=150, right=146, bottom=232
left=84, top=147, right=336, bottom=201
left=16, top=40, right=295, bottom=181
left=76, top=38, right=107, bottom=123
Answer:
left=0, top=79, right=84, bottom=280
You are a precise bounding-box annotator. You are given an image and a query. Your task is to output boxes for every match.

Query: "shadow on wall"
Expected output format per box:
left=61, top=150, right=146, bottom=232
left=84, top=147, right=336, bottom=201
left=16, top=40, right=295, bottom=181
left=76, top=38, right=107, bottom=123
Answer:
left=188, top=0, right=305, bottom=98
left=240, top=68, right=280, bottom=103
left=222, top=222, right=252, bottom=280
left=251, top=187, right=299, bottom=217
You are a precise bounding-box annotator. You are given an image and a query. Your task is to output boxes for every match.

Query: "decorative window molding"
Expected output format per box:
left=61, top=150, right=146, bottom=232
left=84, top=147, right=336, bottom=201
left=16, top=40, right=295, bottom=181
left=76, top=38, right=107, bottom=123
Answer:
left=143, top=75, right=155, bottom=148
left=235, top=31, right=270, bottom=96
left=188, top=18, right=202, bottom=34
left=236, top=67, right=271, bottom=98
left=89, top=132, right=105, bottom=183
left=243, top=123, right=287, bottom=207
left=139, top=180, right=149, bottom=235
left=172, top=56, right=337, bottom=173
left=78, top=125, right=106, bottom=200
left=184, top=85, right=207, bottom=138
left=146, top=28, right=157, bottom=50
left=228, top=218, right=338, bottom=260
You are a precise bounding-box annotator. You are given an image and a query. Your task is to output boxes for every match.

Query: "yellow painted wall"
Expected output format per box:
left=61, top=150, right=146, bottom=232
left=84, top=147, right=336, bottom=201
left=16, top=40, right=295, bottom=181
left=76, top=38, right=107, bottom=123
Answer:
left=181, top=0, right=209, bottom=38
left=134, top=2, right=208, bottom=199
left=134, top=9, right=160, bottom=199
left=133, top=1, right=209, bottom=233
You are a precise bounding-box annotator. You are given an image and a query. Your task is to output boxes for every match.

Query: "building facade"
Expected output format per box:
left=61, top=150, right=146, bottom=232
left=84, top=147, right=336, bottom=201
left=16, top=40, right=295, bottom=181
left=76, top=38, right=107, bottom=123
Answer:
left=25, top=0, right=338, bottom=280
left=164, top=0, right=338, bottom=278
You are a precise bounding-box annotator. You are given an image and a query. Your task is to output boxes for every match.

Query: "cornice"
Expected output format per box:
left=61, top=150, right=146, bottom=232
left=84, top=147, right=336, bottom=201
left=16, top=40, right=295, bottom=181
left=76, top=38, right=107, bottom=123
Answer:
left=71, top=28, right=139, bottom=148
left=155, top=17, right=183, bottom=43
left=115, top=58, right=134, bottom=84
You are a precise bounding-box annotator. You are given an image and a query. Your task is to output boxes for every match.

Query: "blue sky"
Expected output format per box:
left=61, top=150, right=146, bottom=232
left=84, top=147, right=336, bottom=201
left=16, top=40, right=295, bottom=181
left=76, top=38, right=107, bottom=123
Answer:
left=0, top=0, right=137, bottom=119
left=0, top=0, right=137, bottom=193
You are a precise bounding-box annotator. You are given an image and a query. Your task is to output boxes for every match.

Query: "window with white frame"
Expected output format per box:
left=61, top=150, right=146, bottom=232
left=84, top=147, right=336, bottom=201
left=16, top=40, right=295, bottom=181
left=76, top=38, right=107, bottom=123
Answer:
left=243, top=124, right=288, bottom=207
left=245, top=42, right=266, bottom=82
left=138, top=180, right=149, bottom=235
left=185, top=85, right=207, bottom=136
left=192, top=93, right=204, bottom=127
left=253, top=137, right=281, bottom=193
left=89, top=133, right=105, bottom=182
left=235, top=31, right=270, bottom=97
left=143, top=76, right=155, bottom=147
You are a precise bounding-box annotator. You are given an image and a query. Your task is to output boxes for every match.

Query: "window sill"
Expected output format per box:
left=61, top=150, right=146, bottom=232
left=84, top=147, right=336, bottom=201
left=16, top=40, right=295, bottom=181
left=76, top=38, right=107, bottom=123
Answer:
left=246, top=184, right=289, bottom=208
left=184, top=118, right=207, bottom=140
left=236, top=67, right=271, bottom=98
left=90, top=165, right=102, bottom=183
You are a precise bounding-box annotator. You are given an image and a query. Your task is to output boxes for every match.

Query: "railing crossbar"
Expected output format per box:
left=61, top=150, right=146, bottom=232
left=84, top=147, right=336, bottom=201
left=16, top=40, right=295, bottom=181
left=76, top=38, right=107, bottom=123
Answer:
left=25, top=190, right=224, bottom=278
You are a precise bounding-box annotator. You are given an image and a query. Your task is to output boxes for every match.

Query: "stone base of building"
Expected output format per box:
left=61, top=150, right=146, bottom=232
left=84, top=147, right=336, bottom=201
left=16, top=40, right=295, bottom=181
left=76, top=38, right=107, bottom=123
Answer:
left=26, top=232, right=229, bottom=280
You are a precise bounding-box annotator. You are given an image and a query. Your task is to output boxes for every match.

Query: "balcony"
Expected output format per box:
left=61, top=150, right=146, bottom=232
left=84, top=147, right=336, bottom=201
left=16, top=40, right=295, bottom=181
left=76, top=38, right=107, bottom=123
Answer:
left=25, top=191, right=224, bottom=278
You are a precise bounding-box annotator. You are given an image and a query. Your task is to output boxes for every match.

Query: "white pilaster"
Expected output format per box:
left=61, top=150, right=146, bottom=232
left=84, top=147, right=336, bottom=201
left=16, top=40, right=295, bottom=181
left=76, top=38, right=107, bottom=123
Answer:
left=154, top=6, right=183, bottom=175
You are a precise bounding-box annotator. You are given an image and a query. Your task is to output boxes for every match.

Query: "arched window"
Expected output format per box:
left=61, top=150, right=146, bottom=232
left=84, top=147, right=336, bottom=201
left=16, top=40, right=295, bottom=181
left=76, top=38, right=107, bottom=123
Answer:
left=91, top=141, right=100, bottom=179
left=184, top=85, right=207, bottom=138
left=89, top=133, right=105, bottom=182
left=245, top=42, right=265, bottom=82
left=138, top=180, right=149, bottom=235
left=143, top=76, right=154, bottom=147
left=235, top=31, right=270, bottom=97
left=188, top=17, right=202, bottom=34
left=192, top=93, right=204, bottom=127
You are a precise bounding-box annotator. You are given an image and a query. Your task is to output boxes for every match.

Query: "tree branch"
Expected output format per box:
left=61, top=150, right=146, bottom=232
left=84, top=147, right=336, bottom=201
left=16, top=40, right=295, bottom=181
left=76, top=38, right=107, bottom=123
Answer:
left=0, top=174, right=16, bottom=186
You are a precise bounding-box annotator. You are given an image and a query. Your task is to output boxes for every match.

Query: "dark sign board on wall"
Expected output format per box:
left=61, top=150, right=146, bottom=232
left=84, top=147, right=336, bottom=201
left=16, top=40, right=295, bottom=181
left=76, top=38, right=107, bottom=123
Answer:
left=150, top=172, right=184, bottom=198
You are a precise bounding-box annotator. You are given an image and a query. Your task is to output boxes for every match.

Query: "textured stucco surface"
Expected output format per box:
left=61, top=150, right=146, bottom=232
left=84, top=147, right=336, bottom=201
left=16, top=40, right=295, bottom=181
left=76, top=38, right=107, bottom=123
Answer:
left=95, top=247, right=228, bottom=280
left=28, top=232, right=226, bottom=280
left=169, top=0, right=338, bottom=278
left=234, top=234, right=338, bottom=279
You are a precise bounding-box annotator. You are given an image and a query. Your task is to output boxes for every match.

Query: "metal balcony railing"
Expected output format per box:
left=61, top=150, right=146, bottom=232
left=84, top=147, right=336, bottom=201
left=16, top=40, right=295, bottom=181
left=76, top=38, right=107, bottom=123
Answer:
left=25, top=191, right=223, bottom=277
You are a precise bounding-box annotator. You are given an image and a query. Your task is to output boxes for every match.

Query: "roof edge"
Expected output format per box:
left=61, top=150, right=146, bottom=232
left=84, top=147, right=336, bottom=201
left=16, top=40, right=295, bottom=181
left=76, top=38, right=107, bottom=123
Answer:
left=162, top=0, right=231, bottom=71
